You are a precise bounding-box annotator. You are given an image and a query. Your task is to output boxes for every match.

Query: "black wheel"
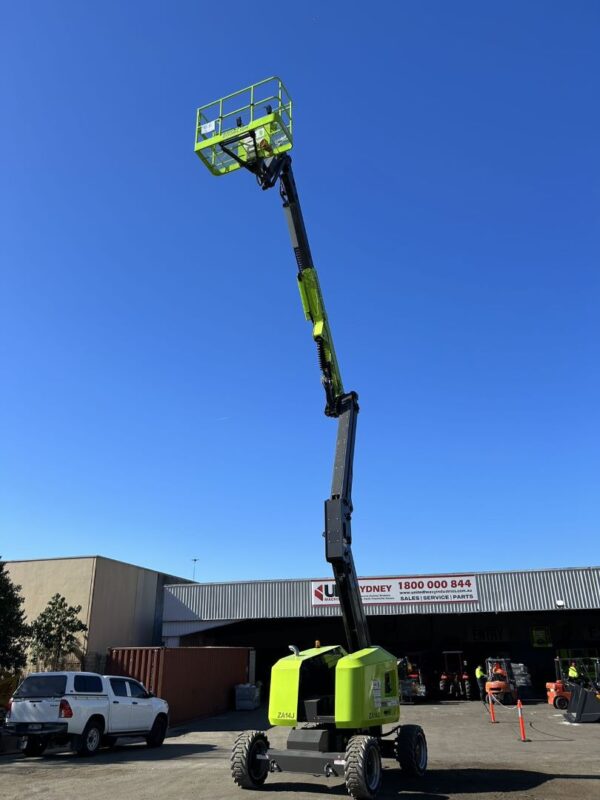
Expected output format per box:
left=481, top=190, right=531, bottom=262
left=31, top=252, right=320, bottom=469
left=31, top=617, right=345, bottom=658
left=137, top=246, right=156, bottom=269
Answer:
left=464, top=680, right=472, bottom=701
left=75, top=719, right=103, bottom=757
left=345, top=735, right=382, bottom=800
left=146, top=715, right=168, bottom=748
left=23, top=736, right=48, bottom=757
left=395, top=724, right=427, bottom=777
left=231, top=730, right=270, bottom=789
left=554, top=695, right=569, bottom=711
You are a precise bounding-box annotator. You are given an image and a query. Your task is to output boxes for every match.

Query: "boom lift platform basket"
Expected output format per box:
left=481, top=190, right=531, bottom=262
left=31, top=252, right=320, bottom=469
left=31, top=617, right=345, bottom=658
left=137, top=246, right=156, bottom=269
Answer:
left=194, top=77, right=293, bottom=176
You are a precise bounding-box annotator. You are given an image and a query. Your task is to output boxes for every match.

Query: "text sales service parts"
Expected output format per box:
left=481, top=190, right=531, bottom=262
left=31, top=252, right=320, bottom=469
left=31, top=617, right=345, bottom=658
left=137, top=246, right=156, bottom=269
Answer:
left=311, top=575, right=478, bottom=606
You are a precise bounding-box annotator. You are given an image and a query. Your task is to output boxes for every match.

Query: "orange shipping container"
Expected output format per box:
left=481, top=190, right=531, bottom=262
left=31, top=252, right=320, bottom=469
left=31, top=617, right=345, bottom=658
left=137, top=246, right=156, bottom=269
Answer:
left=106, top=646, right=250, bottom=725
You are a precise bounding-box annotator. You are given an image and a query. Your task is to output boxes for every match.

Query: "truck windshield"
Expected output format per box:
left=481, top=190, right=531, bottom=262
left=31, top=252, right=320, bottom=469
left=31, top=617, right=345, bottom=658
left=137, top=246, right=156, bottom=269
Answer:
left=15, top=675, right=67, bottom=698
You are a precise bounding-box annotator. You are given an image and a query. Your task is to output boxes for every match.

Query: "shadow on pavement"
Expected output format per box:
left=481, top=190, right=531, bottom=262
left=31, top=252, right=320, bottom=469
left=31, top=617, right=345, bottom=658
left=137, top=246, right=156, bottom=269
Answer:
left=0, top=742, right=217, bottom=765
left=384, top=768, right=600, bottom=798
left=262, top=768, right=600, bottom=798
left=174, top=705, right=270, bottom=733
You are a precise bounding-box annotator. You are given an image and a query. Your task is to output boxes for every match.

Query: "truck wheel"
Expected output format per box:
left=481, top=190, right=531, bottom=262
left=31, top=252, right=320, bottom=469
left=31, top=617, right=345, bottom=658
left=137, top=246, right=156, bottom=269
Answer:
left=76, top=719, right=103, bottom=757
left=146, top=715, right=168, bottom=748
left=395, top=725, right=427, bottom=777
left=345, top=735, right=382, bottom=800
left=231, top=730, right=270, bottom=789
left=554, top=695, right=569, bottom=710
left=23, top=736, right=48, bottom=757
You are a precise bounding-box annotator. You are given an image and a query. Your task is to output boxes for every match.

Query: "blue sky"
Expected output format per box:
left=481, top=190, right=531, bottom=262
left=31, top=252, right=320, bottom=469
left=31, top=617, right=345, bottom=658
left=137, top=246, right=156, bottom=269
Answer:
left=1, top=1, right=598, bottom=583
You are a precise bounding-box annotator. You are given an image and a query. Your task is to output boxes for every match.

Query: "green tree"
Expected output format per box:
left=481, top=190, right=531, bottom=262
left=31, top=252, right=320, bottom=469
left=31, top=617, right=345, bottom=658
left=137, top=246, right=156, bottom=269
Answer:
left=0, top=559, right=30, bottom=673
left=30, top=594, right=88, bottom=671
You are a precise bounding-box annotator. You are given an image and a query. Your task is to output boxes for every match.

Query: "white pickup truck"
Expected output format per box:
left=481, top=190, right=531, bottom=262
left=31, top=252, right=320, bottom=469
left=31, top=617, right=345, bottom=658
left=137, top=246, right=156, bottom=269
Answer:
left=5, top=671, right=169, bottom=756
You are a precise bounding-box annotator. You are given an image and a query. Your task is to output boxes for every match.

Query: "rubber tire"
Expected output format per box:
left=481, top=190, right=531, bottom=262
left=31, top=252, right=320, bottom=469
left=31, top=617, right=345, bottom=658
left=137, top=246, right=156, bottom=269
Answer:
left=23, top=736, right=48, bottom=757
left=76, top=719, right=103, bottom=757
left=231, top=730, right=270, bottom=789
left=554, top=695, right=569, bottom=711
left=395, top=724, right=428, bottom=778
left=146, top=715, right=168, bottom=748
left=345, top=735, right=382, bottom=800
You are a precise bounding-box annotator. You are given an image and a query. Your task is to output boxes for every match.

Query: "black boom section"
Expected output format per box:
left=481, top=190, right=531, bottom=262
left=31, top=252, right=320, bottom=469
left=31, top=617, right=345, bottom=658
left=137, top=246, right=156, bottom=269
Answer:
left=325, top=392, right=371, bottom=652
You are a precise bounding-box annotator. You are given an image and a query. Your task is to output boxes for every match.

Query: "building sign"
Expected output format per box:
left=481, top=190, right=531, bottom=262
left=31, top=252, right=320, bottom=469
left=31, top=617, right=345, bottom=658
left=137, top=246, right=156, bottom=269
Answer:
left=311, top=575, right=478, bottom=606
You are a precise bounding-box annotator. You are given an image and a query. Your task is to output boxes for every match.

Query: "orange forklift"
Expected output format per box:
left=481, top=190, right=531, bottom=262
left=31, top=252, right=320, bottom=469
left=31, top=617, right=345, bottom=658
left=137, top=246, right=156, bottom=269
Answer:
left=484, top=657, right=518, bottom=704
left=546, top=658, right=573, bottom=710
left=438, top=651, right=472, bottom=700
left=546, top=657, right=598, bottom=711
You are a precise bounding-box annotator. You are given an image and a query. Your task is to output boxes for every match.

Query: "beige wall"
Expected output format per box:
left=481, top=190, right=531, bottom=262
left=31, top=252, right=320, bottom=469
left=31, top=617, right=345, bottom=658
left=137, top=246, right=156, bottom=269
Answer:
left=6, top=557, right=96, bottom=635
left=87, top=558, right=159, bottom=653
left=5, top=557, right=181, bottom=662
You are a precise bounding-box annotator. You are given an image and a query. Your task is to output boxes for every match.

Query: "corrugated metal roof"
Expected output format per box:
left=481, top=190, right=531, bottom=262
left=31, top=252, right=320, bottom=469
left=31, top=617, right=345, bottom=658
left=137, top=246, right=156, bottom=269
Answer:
left=162, top=567, right=600, bottom=637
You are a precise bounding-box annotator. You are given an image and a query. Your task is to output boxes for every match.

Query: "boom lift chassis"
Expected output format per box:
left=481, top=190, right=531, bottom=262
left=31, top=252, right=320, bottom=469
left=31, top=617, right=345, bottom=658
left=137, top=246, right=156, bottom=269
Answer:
left=195, top=78, right=427, bottom=800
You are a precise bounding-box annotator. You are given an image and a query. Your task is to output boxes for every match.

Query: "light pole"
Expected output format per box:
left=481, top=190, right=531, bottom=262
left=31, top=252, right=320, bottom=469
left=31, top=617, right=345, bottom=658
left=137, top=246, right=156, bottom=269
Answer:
left=191, top=558, right=199, bottom=581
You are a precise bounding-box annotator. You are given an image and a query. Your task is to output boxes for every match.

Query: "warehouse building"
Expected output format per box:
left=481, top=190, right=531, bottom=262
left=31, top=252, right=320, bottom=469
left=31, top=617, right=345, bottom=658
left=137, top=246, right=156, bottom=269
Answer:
left=162, top=566, right=600, bottom=692
left=7, top=556, right=188, bottom=670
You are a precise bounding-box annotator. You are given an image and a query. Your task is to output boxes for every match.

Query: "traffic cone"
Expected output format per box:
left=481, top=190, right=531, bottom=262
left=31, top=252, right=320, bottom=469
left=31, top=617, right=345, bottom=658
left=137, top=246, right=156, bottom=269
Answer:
left=517, top=699, right=528, bottom=741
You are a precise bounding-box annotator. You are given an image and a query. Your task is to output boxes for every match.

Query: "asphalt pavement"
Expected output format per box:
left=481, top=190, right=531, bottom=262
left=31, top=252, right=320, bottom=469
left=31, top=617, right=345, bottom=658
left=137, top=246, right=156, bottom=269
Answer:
left=1, top=700, right=598, bottom=799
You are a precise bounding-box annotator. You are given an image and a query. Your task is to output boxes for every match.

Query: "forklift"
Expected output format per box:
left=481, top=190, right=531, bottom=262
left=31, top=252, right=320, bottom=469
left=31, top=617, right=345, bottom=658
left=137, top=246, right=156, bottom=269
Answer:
left=438, top=651, right=472, bottom=700
left=397, top=657, right=428, bottom=703
left=561, top=658, right=600, bottom=723
left=194, top=78, right=428, bottom=799
left=546, top=657, right=578, bottom=710
left=484, top=657, right=518, bottom=704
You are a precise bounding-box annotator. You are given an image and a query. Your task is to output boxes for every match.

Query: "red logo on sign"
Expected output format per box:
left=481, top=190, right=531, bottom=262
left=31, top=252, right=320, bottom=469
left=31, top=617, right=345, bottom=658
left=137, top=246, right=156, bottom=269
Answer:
left=314, top=584, right=324, bottom=601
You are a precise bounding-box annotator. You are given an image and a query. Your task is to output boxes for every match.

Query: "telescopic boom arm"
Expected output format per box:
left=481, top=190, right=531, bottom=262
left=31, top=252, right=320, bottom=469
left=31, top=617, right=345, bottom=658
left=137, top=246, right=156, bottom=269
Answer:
left=216, top=134, right=371, bottom=652
left=246, top=153, right=371, bottom=653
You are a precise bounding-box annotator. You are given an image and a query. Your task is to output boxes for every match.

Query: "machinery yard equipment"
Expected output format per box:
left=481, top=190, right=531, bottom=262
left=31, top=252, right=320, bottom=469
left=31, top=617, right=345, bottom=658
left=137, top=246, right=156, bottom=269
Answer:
left=546, top=658, right=573, bottom=711
left=397, top=657, right=428, bottom=703
left=544, top=657, right=595, bottom=711
left=563, top=658, right=600, bottom=723
left=438, top=651, right=471, bottom=700
left=485, top=657, right=518, bottom=704
left=194, top=77, right=427, bottom=799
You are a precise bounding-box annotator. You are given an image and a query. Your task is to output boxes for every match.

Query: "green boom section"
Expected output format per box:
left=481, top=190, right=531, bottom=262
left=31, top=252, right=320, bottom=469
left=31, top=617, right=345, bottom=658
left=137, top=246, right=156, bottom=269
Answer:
left=297, top=267, right=344, bottom=409
left=269, top=645, right=400, bottom=729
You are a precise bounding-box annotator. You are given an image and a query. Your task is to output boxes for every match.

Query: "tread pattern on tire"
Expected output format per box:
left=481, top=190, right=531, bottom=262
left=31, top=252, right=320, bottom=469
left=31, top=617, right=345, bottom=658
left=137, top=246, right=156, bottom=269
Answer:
left=395, top=724, right=427, bottom=777
left=231, top=730, right=270, bottom=789
left=345, top=735, right=381, bottom=800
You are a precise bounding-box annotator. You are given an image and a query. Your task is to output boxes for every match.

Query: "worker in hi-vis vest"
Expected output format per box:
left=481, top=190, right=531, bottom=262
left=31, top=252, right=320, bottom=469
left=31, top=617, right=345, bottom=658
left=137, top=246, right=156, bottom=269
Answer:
left=475, top=664, right=486, bottom=701
left=568, top=662, right=579, bottom=682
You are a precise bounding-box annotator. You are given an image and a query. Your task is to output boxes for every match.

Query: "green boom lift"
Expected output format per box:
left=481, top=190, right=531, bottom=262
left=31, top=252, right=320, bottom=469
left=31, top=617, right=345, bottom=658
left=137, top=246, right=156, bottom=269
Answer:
left=194, top=77, right=428, bottom=800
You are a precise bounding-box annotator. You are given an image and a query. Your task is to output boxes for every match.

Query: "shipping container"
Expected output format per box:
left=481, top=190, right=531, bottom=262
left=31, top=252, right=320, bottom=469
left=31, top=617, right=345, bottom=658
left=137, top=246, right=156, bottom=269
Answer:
left=106, top=646, right=250, bottom=725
